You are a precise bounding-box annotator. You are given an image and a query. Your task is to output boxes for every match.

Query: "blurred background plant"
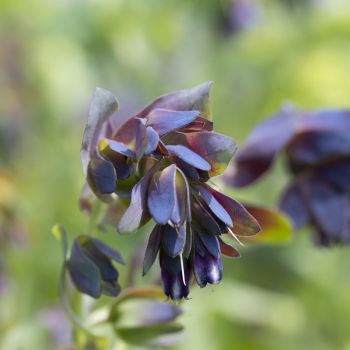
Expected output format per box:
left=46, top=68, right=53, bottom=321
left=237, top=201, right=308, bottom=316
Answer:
left=2, top=0, right=350, bottom=349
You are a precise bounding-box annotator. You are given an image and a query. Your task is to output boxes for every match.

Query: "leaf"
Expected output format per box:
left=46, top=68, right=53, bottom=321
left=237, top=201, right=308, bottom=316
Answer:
left=115, top=286, right=166, bottom=304
left=147, top=165, right=177, bottom=225
left=146, top=109, right=199, bottom=135
left=143, top=225, right=162, bottom=276
left=81, top=88, right=119, bottom=175
left=184, top=131, right=237, bottom=176
left=135, top=81, right=213, bottom=120
left=114, top=299, right=182, bottom=328
left=166, top=144, right=211, bottom=171
left=115, top=324, right=184, bottom=347
left=244, top=206, right=293, bottom=243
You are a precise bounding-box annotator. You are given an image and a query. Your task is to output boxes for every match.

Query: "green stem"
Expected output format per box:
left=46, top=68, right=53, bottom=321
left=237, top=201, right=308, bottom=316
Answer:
left=58, top=264, right=96, bottom=338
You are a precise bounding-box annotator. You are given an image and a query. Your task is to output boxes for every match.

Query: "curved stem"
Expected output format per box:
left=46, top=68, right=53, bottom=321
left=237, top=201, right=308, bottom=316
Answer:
left=58, top=263, right=96, bottom=338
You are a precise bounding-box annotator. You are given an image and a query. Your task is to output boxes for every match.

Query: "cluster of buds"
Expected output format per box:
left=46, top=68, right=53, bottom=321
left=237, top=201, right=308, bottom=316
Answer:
left=225, top=105, right=350, bottom=246
left=78, top=82, right=261, bottom=300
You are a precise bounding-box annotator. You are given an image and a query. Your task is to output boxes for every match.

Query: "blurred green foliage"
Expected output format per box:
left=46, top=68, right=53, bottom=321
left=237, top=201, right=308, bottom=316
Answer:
left=1, top=0, right=350, bottom=349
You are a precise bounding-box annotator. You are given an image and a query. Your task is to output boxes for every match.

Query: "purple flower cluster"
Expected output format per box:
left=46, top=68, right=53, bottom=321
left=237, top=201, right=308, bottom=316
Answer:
left=80, top=82, right=261, bottom=300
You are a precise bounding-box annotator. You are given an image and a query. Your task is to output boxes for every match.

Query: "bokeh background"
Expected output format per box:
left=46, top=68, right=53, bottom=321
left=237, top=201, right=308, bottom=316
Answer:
left=1, top=0, right=350, bottom=349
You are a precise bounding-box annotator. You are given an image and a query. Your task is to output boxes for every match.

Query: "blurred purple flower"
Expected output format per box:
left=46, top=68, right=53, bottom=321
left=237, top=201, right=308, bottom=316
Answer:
left=224, top=105, right=350, bottom=246
left=80, top=82, right=261, bottom=300
left=38, top=306, right=72, bottom=348
left=220, top=0, right=263, bottom=37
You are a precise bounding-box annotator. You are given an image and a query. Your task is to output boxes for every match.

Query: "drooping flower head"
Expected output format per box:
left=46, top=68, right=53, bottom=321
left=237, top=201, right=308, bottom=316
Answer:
left=80, top=82, right=261, bottom=300
left=67, top=235, right=125, bottom=298
left=224, top=105, right=350, bottom=246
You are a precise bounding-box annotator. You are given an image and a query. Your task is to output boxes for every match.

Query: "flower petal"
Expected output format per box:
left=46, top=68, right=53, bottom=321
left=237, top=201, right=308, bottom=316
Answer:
left=87, top=156, right=116, bottom=195
left=225, top=106, right=299, bottom=187
left=185, top=131, right=237, bottom=176
left=198, top=185, right=261, bottom=236
left=160, top=252, right=190, bottom=300
left=195, top=185, right=233, bottom=227
left=146, top=109, right=200, bottom=136
left=172, top=157, right=200, bottom=180
left=118, top=175, right=151, bottom=234
left=80, top=237, right=118, bottom=282
left=171, top=168, right=190, bottom=225
left=68, top=238, right=102, bottom=298
left=192, top=197, right=223, bottom=236
left=318, top=159, right=350, bottom=192
left=102, top=139, right=135, bottom=158
left=279, top=180, right=310, bottom=230
left=166, top=145, right=211, bottom=171
left=161, top=224, right=186, bottom=258
left=113, top=118, right=148, bottom=160
left=143, top=225, right=162, bottom=276
left=79, top=182, right=94, bottom=215
left=145, top=126, right=160, bottom=154
left=99, top=140, right=134, bottom=180
left=81, top=88, right=119, bottom=175
left=300, top=109, right=350, bottom=132
left=178, top=116, right=213, bottom=132
left=135, top=81, right=213, bottom=120
left=183, top=223, right=193, bottom=259
left=193, top=237, right=222, bottom=287
left=219, top=238, right=240, bottom=258
left=91, top=238, right=125, bottom=264
left=307, top=177, right=348, bottom=241
left=196, top=227, right=220, bottom=258
left=147, top=164, right=176, bottom=225
left=287, top=129, right=350, bottom=166
left=99, top=199, right=127, bottom=228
